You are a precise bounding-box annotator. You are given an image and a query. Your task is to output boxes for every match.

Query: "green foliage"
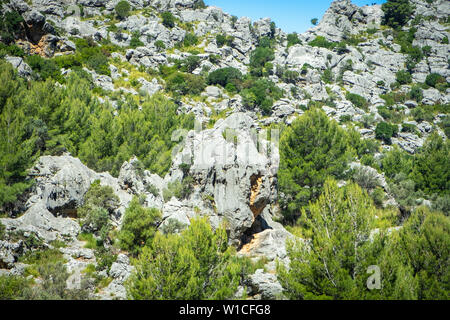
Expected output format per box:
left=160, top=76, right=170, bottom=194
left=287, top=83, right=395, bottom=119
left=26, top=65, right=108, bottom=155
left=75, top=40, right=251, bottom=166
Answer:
left=321, top=68, right=333, bottom=84
left=411, top=133, right=449, bottom=196
left=207, top=67, right=242, bottom=88
left=277, top=179, right=378, bottom=299
left=115, top=0, right=131, bottom=20
left=249, top=46, right=275, bottom=76
left=0, top=10, right=24, bottom=45
left=161, top=11, right=175, bottom=29
left=286, top=33, right=301, bottom=48
left=308, top=36, right=336, bottom=50
left=311, top=18, right=318, bottom=26
left=215, top=34, right=234, bottom=48
left=25, top=55, right=61, bottom=81
left=408, top=85, right=423, bottom=102
left=425, top=73, right=446, bottom=89
left=380, top=146, right=413, bottom=180
left=166, top=72, right=206, bottom=96
left=396, top=70, right=412, bottom=85
left=0, top=62, right=38, bottom=209
left=126, top=217, right=241, bottom=300
left=346, top=92, right=369, bottom=111
left=118, top=197, right=162, bottom=256
left=382, top=0, right=413, bottom=28
left=241, top=78, right=283, bottom=115
left=182, top=32, right=199, bottom=47
left=0, top=275, right=32, bottom=300
left=78, top=180, right=119, bottom=240
left=154, top=40, right=166, bottom=51
left=129, top=32, right=144, bottom=48
left=278, top=109, right=354, bottom=222
left=163, top=176, right=194, bottom=202
left=380, top=207, right=449, bottom=299
left=193, top=0, right=207, bottom=9
left=375, top=122, right=398, bottom=144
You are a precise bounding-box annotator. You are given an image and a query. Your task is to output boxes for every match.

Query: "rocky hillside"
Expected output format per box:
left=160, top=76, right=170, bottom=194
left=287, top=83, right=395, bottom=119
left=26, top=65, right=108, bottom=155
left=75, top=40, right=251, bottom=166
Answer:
left=0, top=0, right=448, bottom=300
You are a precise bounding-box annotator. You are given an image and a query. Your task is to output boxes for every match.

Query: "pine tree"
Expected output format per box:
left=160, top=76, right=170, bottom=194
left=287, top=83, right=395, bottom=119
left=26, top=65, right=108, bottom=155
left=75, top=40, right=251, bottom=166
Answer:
left=278, top=109, right=354, bottom=222
left=277, top=179, right=378, bottom=299
left=126, top=218, right=242, bottom=300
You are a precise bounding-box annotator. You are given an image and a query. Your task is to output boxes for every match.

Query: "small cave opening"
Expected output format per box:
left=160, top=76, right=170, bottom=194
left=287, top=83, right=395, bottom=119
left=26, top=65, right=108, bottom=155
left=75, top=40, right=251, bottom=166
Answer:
left=49, top=201, right=78, bottom=219
left=238, top=214, right=272, bottom=252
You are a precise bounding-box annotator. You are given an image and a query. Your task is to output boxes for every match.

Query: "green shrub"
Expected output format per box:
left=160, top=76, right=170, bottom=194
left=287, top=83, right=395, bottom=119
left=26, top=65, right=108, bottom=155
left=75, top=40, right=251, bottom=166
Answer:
left=215, top=34, right=226, bottom=47
left=182, top=32, right=198, bottom=47
left=154, top=40, right=166, bottom=51
left=412, top=133, right=450, bottom=196
left=308, top=36, right=336, bottom=50
left=166, top=72, right=206, bottom=95
left=0, top=275, right=32, bottom=300
left=425, top=73, right=446, bottom=88
left=382, top=0, right=413, bottom=28
left=321, top=68, right=333, bottom=84
left=409, top=85, right=423, bottom=101
left=287, top=33, right=301, bottom=48
left=161, top=11, right=175, bottom=29
left=401, top=123, right=417, bottom=133
left=78, top=180, right=119, bottom=239
left=375, top=122, right=398, bottom=144
left=346, top=92, right=369, bottom=111
left=241, top=78, right=283, bottom=115
left=118, top=197, right=162, bottom=256
left=207, top=67, right=242, bottom=88
left=25, top=55, right=60, bottom=81
left=115, top=1, right=131, bottom=20
left=129, top=32, right=144, bottom=48
left=126, top=217, right=241, bottom=300
left=396, top=70, right=412, bottom=84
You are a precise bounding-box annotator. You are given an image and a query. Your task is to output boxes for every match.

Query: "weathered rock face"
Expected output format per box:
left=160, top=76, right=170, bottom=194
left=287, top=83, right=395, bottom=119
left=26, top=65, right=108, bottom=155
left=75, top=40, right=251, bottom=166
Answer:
left=303, top=0, right=383, bottom=42
left=26, top=155, right=132, bottom=223
left=166, top=112, right=280, bottom=244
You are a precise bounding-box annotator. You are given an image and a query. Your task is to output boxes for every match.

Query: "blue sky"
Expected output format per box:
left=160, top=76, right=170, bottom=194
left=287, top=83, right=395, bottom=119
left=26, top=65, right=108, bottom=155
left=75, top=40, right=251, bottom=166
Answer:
left=204, top=0, right=386, bottom=34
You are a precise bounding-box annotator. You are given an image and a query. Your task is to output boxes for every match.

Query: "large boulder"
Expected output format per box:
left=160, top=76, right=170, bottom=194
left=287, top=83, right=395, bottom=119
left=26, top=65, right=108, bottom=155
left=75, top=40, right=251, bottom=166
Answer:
left=167, top=112, right=280, bottom=244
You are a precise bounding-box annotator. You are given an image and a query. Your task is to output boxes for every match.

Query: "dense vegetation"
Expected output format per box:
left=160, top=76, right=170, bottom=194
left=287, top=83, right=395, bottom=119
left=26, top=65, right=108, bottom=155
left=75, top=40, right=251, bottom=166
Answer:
left=0, top=60, right=194, bottom=211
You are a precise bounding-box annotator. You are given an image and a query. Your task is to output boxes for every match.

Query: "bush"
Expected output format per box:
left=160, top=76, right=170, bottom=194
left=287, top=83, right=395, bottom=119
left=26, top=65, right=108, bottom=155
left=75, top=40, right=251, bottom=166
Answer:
left=287, top=33, right=301, bottom=48
left=375, top=122, right=398, bottom=144
left=0, top=275, right=32, bottom=300
left=382, top=0, right=413, bottom=28
left=409, top=85, right=423, bottom=101
left=161, top=11, right=175, bottom=29
left=425, top=73, right=446, bottom=88
left=25, top=55, right=60, bottom=81
left=215, top=34, right=226, bottom=47
left=118, top=197, right=162, bottom=256
left=115, top=1, right=131, bottom=20
left=396, top=70, right=412, bottom=84
left=308, top=36, right=336, bottom=50
left=207, top=67, right=242, bottom=88
left=126, top=217, right=241, bottom=300
left=241, top=78, right=283, bottom=115
left=412, top=133, right=450, bottom=196
left=346, top=92, right=369, bottom=111
left=154, top=40, right=166, bottom=51
left=182, top=32, right=198, bottom=47
left=166, top=72, right=206, bottom=96
left=78, top=180, right=119, bottom=237
left=352, top=166, right=380, bottom=190
left=129, top=32, right=144, bottom=48
left=249, top=46, right=275, bottom=71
